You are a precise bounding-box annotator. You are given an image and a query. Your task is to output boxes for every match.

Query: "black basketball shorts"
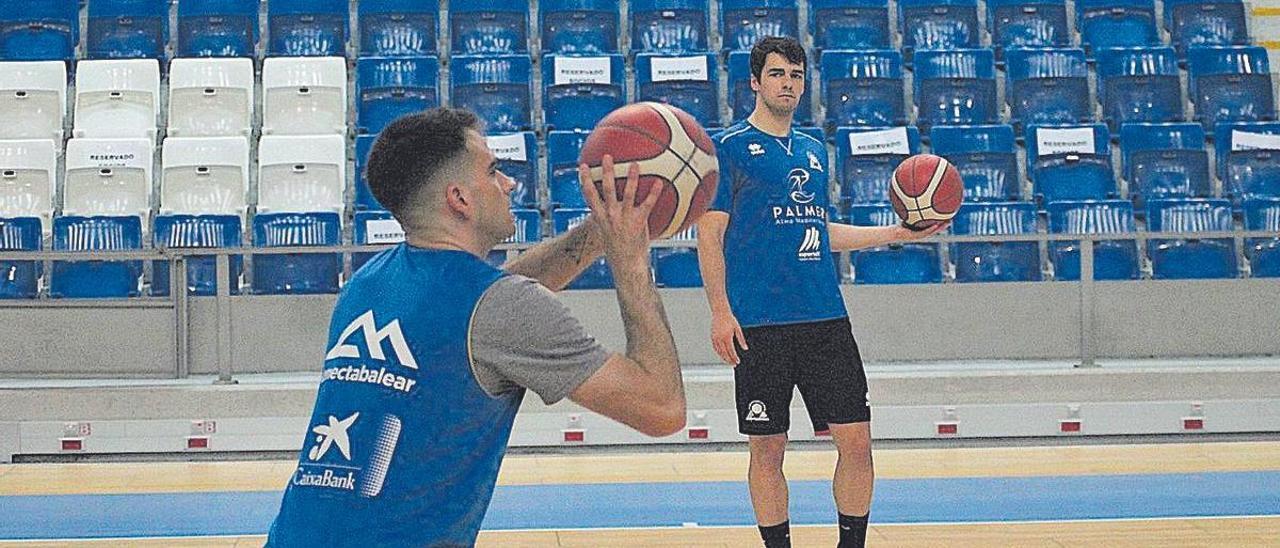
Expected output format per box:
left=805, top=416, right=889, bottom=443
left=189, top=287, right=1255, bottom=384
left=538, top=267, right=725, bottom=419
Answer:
left=734, top=317, right=870, bottom=436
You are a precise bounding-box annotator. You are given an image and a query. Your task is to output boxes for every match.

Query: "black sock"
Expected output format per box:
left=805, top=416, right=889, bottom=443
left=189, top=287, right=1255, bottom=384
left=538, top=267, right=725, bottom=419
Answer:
left=758, top=520, right=791, bottom=548
left=837, top=513, right=869, bottom=548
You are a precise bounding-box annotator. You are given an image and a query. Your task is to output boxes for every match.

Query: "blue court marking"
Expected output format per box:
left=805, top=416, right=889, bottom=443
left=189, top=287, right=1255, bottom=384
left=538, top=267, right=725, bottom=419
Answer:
left=0, top=472, right=1277, bottom=540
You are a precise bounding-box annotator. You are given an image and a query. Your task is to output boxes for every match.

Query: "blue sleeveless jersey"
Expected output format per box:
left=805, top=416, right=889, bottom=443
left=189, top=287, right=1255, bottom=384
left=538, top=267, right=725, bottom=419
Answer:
left=267, top=246, right=520, bottom=547
left=710, top=122, right=847, bottom=328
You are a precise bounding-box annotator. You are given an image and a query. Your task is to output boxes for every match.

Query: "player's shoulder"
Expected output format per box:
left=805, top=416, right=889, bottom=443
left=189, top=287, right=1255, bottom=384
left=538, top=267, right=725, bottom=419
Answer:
left=714, top=121, right=755, bottom=146
left=794, top=129, right=825, bottom=148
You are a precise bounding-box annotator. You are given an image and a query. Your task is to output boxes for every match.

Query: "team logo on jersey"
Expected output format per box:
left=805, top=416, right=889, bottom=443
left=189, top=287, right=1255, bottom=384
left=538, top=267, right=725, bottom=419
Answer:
left=295, top=413, right=403, bottom=498
left=325, top=310, right=418, bottom=369
left=797, top=226, right=822, bottom=261
left=748, top=142, right=764, bottom=156
left=807, top=151, right=824, bottom=172
left=309, top=412, right=359, bottom=461
left=745, top=400, right=770, bottom=421
left=788, top=168, right=814, bottom=204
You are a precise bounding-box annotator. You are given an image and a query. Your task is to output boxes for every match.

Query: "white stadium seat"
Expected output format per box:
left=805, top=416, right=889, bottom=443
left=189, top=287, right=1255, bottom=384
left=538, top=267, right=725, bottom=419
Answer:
left=256, top=134, right=345, bottom=214
left=0, top=139, right=57, bottom=230
left=63, top=137, right=154, bottom=221
left=167, top=57, right=255, bottom=137
left=0, top=61, right=67, bottom=145
left=161, top=136, right=250, bottom=216
left=262, top=56, right=348, bottom=136
left=73, top=59, right=161, bottom=141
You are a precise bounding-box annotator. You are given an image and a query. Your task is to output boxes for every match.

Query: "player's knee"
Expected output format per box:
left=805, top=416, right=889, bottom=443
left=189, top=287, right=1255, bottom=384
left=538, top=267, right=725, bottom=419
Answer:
left=748, top=435, right=788, bottom=465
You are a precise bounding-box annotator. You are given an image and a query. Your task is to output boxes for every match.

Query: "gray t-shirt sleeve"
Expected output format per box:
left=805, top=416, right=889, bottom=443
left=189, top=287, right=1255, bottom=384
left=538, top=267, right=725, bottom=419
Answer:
left=468, top=275, right=612, bottom=405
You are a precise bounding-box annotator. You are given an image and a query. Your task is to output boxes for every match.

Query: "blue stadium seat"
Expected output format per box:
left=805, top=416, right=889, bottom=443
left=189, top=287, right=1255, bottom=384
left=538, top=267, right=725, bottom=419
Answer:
left=820, top=50, right=905, bottom=131
left=1027, top=124, right=1116, bottom=203
left=836, top=126, right=921, bottom=206
left=354, top=135, right=380, bottom=210
left=487, top=132, right=539, bottom=208
left=451, top=0, right=528, bottom=55
left=151, top=214, right=242, bottom=296
left=358, top=0, right=438, bottom=57
left=635, top=52, right=720, bottom=128
left=506, top=208, right=542, bottom=245
left=267, top=0, right=348, bottom=57
left=0, top=217, right=41, bottom=299
left=0, top=0, right=77, bottom=62
left=913, top=48, right=997, bottom=132
left=547, top=130, right=590, bottom=208
left=541, top=0, right=619, bottom=54
left=728, top=51, right=812, bottom=125
left=352, top=210, right=402, bottom=273
left=177, top=0, right=258, bottom=58
left=1165, top=0, right=1248, bottom=57
left=847, top=203, right=942, bottom=283
left=1214, top=121, right=1280, bottom=201
left=543, top=54, right=625, bottom=131
left=809, top=0, right=890, bottom=52
left=898, top=0, right=980, bottom=61
left=950, top=202, right=1041, bottom=282
left=554, top=208, right=614, bottom=289
left=720, top=0, right=799, bottom=53
left=1243, top=197, right=1280, bottom=277
left=1119, top=122, right=1211, bottom=208
left=356, top=56, right=439, bottom=135
left=1005, top=47, right=1091, bottom=131
left=1047, top=200, right=1141, bottom=280
left=1095, top=47, right=1183, bottom=131
left=988, top=0, right=1070, bottom=57
left=88, top=0, right=169, bottom=60
left=1147, top=198, right=1238, bottom=279
left=929, top=124, right=1020, bottom=201
left=252, top=212, right=342, bottom=294
left=653, top=247, right=703, bottom=287
left=450, top=55, right=533, bottom=133
left=1077, top=0, right=1160, bottom=52
left=631, top=0, right=710, bottom=54
left=1188, top=46, right=1275, bottom=131
left=51, top=216, right=144, bottom=298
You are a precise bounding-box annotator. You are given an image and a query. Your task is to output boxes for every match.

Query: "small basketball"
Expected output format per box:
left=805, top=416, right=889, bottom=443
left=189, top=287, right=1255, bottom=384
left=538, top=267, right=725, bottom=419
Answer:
left=889, top=154, right=964, bottom=230
left=579, top=102, right=720, bottom=239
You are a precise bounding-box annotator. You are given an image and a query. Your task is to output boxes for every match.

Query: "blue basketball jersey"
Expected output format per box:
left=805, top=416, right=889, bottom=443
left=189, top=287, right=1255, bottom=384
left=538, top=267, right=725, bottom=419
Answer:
left=267, top=246, right=520, bottom=547
left=710, top=121, right=847, bottom=327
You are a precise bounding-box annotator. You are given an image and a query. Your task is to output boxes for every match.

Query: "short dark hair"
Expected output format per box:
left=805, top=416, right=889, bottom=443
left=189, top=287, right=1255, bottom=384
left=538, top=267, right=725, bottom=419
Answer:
left=364, top=107, right=482, bottom=222
left=749, top=36, right=806, bottom=81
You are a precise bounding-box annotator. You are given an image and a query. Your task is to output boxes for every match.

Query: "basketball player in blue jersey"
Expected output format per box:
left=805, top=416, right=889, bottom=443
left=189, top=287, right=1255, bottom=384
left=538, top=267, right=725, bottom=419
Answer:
left=267, top=107, right=687, bottom=547
left=697, top=37, right=947, bottom=548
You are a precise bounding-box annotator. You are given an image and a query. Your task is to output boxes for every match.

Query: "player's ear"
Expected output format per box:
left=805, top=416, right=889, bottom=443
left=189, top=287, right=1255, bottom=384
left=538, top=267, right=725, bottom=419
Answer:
left=750, top=75, right=760, bottom=93
left=444, top=182, right=473, bottom=219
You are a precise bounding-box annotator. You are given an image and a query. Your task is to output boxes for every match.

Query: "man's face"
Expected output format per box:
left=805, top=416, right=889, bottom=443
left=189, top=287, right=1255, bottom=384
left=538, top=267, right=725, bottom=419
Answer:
left=751, top=52, right=805, bottom=116
left=462, top=131, right=517, bottom=246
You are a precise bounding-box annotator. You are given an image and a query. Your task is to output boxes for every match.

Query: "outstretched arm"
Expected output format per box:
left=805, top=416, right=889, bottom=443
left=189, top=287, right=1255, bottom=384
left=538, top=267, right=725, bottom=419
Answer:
left=828, top=221, right=949, bottom=252
left=501, top=223, right=604, bottom=292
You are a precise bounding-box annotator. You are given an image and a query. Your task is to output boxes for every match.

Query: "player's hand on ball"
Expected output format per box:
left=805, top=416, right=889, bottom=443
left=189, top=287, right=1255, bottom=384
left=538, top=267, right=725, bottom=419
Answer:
left=710, top=311, right=748, bottom=366
left=893, top=220, right=950, bottom=242
left=578, top=155, right=661, bottom=265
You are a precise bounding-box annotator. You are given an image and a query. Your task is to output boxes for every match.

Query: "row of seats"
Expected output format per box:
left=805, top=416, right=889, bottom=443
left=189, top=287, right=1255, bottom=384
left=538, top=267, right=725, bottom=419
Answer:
left=0, top=0, right=1250, bottom=61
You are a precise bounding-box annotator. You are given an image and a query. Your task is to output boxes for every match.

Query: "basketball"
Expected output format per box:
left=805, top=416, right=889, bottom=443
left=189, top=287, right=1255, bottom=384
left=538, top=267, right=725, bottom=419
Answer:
left=889, top=154, right=964, bottom=230
left=579, top=102, right=720, bottom=239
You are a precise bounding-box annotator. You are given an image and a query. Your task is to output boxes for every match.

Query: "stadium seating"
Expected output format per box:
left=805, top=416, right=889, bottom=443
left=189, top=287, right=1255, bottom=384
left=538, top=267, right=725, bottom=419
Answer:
left=167, top=57, right=254, bottom=137
left=0, top=0, right=78, bottom=62
left=73, top=59, right=161, bottom=140
left=836, top=126, right=921, bottom=207
left=1095, top=47, right=1183, bottom=131
left=542, top=54, right=625, bottom=131
left=929, top=125, right=1020, bottom=201
left=87, top=0, right=168, bottom=60
left=1005, top=47, right=1091, bottom=130
left=1077, top=0, right=1161, bottom=52
left=554, top=208, right=614, bottom=289
left=1243, top=198, right=1280, bottom=277
left=256, top=135, right=345, bottom=215
left=63, top=138, right=153, bottom=221
left=547, top=130, right=590, bottom=208
left=951, top=201, right=1042, bottom=282
left=50, top=215, right=144, bottom=298
left=267, top=0, right=348, bottom=57
left=356, top=56, right=439, bottom=135
left=1215, top=121, right=1280, bottom=201
left=848, top=203, right=943, bottom=283
left=635, top=52, right=720, bottom=128
left=988, top=0, right=1070, bottom=57
left=809, top=0, right=891, bottom=52
left=820, top=50, right=905, bottom=131
left=728, top=51, right=812, bottom=126
left=913, top=48, right=997, bottom=132
left=261, top=56, right=348, bottom=136
left=653, top=227, right=702, bottom=287
left=177, top=0, right=259, bottom=58
left=488, top=132, right=539, bottom=208
left=0, top=216, right=41, bottom=298
left=252, top=212, right=342, bottom=294
left=1047, top=200, right=1142, bottom=280
left=630, top=0, right=710, bottom=54
left=1147, top=198, right=1238, bottom=279
left=1188, top=45, right=1275, bottom=131
left=720, top=0, right=800, bottom=53
left=352, top=209, right=403, bottom=273
left=450, top=54, right=533, bottom=133
left=899, top=0, right=980, bottom=60
left=160, top=136, right=249, bottom=216
left=450, top=0, right=528, bottom=55
left=0, top=140, right=56, bottom=231
left=358, top=0, right=438, bottom=57
left=1165, top=0, right=1249, bottom=57
left=541, top=0, right=619, bottom=54
left=1026, top=124, right=1116, bottom=203
left=151, top=214, right=242, bottom=296
left=1119, top=123, right=1211, bottom=208
left=0, top=61, right=65, bottom=144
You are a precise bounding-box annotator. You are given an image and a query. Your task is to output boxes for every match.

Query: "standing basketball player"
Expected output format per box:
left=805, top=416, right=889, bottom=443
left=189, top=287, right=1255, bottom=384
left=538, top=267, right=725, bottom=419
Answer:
left=267, top=108, right=686, bottom=547
left=697, top=37, right=946, bottom=548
